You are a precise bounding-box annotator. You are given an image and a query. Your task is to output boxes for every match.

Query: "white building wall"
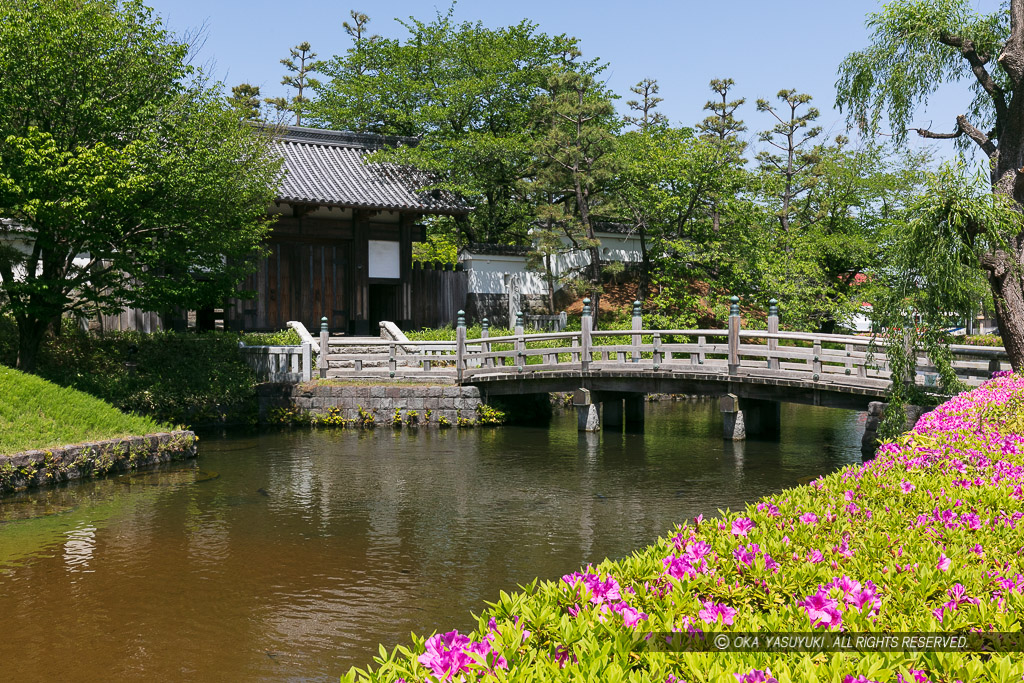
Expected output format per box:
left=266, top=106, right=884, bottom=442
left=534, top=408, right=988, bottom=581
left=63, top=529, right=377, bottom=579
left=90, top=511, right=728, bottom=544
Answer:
left=460, top=230, right=645, bottom=296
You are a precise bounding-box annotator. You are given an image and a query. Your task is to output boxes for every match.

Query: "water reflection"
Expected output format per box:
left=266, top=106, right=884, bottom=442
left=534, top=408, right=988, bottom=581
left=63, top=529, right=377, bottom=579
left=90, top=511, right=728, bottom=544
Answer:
left=63, top=523, right=96, bottom=573
left=0, top=399, right=864, bottom=682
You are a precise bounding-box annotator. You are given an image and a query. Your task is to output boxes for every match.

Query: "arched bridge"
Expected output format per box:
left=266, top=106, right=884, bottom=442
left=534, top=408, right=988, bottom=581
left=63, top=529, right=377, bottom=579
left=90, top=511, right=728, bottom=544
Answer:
left=316, top=299, right=1009, bottom=439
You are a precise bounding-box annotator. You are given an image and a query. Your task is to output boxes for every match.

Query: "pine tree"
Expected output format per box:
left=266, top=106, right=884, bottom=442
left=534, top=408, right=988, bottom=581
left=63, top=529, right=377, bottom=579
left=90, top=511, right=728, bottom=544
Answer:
left=265, top=41, right=320, bottom=126
left=697, top=78, right=748, bottom=232
left=532, top=54, right=619, bottom=320
left=756, top=89, right=821, bottom=231
left=623, top=78, right=667, bottom=131
left=227, top=83, right=263, bottom=121
left=697, top=78, right=747, bottom=148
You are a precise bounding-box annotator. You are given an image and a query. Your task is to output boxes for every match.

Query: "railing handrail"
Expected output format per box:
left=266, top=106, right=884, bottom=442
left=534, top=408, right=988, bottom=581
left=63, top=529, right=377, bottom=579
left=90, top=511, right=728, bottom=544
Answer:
left=591, top=328, right=729, bottom=338
left=311, top=302, right=1009, bottom=387
left=465, top=331, right=579, bottom=345
left=327, top=338, right=464, bottom=348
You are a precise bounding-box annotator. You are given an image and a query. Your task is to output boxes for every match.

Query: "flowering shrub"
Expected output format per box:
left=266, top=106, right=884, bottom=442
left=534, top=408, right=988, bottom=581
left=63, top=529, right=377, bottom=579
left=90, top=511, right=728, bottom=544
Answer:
left=343, top=375, right=1024, bottom=683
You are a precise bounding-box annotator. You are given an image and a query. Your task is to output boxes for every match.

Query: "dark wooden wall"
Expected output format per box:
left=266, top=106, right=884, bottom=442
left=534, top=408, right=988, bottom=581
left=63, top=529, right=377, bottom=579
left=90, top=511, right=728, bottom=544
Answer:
left=228, top=239, right=351, bottom=332
left=410, top=262, right=467, bottom=330
left=96, top=308, right=164, bottom=333
left=227, top=210, right=464, bottom=334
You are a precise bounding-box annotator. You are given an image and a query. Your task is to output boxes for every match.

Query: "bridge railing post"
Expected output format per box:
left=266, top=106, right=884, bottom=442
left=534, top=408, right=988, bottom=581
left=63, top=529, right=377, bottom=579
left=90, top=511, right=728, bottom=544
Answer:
left=767, top=299, right=779, bottom=371
left=581, top=298, right=592, bottom=372
left=456, top=310, right=466, bottom=383
left=515, top=311, right=525, bottom=373
left=388, top=342, right=397, bottom=378
left=481, top=318, right=491, bottom=369
left=301, top=342, right=312, bottom=382
left=728, top=295, right=740, bottom=375
left=631, top=300, right=642, bottom=363
left=812, top=339, right=822, bottom=380
left=319, top=316, right=329, bottom=379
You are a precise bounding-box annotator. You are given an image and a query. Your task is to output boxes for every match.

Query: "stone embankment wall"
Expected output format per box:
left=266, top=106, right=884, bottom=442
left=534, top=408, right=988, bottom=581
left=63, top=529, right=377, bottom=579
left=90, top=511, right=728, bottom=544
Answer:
left=259, top=383, right=482, bottom=425
left=0, top=431, right=198, bottom=494
left=861, top=401, right=926, bottom=452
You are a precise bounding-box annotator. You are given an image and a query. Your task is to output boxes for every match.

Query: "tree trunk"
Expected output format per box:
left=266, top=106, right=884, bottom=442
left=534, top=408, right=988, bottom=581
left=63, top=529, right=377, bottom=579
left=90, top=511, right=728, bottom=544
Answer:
left=985, top=253, right=1024, bottom=372
left=16, top=318, right=48, bottom=373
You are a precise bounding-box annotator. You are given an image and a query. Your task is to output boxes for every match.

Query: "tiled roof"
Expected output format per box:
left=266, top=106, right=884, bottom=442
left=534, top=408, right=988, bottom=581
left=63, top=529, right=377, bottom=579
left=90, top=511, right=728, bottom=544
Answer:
left=275, top=126, right=471, bottom=215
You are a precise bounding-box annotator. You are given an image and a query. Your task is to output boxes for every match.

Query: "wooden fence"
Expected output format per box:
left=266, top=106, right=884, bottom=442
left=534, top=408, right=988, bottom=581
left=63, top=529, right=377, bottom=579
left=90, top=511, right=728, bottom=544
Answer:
left=409, top=261, right=467, bottom=330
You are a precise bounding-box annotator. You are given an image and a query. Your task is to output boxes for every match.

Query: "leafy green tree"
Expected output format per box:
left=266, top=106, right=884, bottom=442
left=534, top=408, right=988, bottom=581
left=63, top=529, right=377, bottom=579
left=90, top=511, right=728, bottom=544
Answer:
left=265, top=41, right=320, bottom=126
left=0, top=0, right=281, bottom=371
left=836, top=0, right=1024, bottom=370
left=612, top=79, right=753, bottom=312
left=531, top=53, right=620, bottom=319
left=311, top=9, right=582, bottom=245
left=227, top=83, right=264, bottom=121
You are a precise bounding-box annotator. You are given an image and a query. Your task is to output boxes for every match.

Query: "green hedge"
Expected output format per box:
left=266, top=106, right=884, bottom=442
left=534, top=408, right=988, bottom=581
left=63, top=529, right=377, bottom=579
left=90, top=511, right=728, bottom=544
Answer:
left=0, top=317, right=259, bottom=426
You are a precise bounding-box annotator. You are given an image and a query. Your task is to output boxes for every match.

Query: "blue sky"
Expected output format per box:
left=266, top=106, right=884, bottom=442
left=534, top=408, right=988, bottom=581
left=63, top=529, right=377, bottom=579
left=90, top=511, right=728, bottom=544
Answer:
left=150, top=0, right=1001, bottom=159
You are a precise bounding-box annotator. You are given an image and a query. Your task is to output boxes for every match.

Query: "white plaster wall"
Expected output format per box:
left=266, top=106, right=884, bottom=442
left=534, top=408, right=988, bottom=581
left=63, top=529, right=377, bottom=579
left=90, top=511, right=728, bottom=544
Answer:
left=368, top=240, right=400, bottom=279
left=462, top=254, right=547, bottom=295
left=460, top=230, right=644, bottom=295
left=0, top=234, right=92, bottom=283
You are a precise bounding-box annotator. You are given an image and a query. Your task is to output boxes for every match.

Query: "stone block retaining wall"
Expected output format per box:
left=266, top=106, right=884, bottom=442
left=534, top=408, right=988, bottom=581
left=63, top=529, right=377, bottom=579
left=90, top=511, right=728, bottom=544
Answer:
left=0, top=430, right=198, bottom=494
left=861, top=401, right=926, bottom=452
left=259, top=383, right=482, bottom=425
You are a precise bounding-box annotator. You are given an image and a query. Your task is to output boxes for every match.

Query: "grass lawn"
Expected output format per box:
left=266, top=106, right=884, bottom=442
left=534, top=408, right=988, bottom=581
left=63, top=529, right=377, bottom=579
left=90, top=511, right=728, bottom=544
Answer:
left=0, top=366, right=171, bottom=455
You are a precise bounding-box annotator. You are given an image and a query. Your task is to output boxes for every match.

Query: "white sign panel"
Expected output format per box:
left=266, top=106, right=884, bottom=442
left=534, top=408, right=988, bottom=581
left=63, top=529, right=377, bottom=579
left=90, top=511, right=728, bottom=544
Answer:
left=368, top=240, right=400, bottom=279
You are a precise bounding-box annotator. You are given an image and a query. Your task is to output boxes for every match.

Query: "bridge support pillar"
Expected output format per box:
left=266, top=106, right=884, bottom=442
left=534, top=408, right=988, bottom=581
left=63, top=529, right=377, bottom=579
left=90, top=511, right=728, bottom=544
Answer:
left=721, top=394, right=781, bottom=440
left=603, top=397, right=623, bottom=430
left=574, top=388, right=600, bottom=432
left=720, top=393, right=745, bottom=440
left=624, top=395, right=645, bottom=432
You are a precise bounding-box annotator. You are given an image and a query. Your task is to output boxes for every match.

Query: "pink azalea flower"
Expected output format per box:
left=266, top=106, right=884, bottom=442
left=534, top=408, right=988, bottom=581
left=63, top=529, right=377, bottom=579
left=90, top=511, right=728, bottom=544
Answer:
left=418, top=630, right=507, bottom=679
left=896, top=669, right=932, bottom=683
left=900, top=481, right=916, bottom=494
left=698, top=599, right=736, bottom=625
left=799, top=587, right=842, bottom=628
left=731, top=517, right=755, bottom=537
left=937, top=554, right=952, bottom=572
left=615, top=603, right=648, bottom=627
left=799, top=512, right=818, bottom=525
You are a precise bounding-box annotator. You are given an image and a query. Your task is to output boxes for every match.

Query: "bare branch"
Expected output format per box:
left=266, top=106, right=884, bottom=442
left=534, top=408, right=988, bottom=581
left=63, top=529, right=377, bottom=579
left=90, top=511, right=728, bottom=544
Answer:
left=910, top=115, right=997, bottom=157
left=908, top=127, right=962, bottom=140
left=939, top=31, right=1009, bottom=118
left=956, top=115, right=998, bottom=156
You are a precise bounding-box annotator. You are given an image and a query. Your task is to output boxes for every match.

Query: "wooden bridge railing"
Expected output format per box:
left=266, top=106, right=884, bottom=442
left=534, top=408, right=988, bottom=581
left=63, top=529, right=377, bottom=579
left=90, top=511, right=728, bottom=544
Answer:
left=454, top=297, right=1010, bottom=387
left=310, top=299, right=1010, bottom=387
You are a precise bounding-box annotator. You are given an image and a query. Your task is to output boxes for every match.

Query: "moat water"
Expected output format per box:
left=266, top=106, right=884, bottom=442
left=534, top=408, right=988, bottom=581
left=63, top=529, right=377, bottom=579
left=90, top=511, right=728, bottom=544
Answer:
left=0, top=400, right=865, bottom=682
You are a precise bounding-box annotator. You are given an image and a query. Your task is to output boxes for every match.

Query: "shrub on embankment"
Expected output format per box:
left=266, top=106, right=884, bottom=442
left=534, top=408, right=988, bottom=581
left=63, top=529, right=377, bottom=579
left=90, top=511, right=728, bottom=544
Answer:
left=344, top=374, right=1024, bottom=683
left=0, top=317, right=261, bottom=426
left=0, top=366, right=170, bottom=454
